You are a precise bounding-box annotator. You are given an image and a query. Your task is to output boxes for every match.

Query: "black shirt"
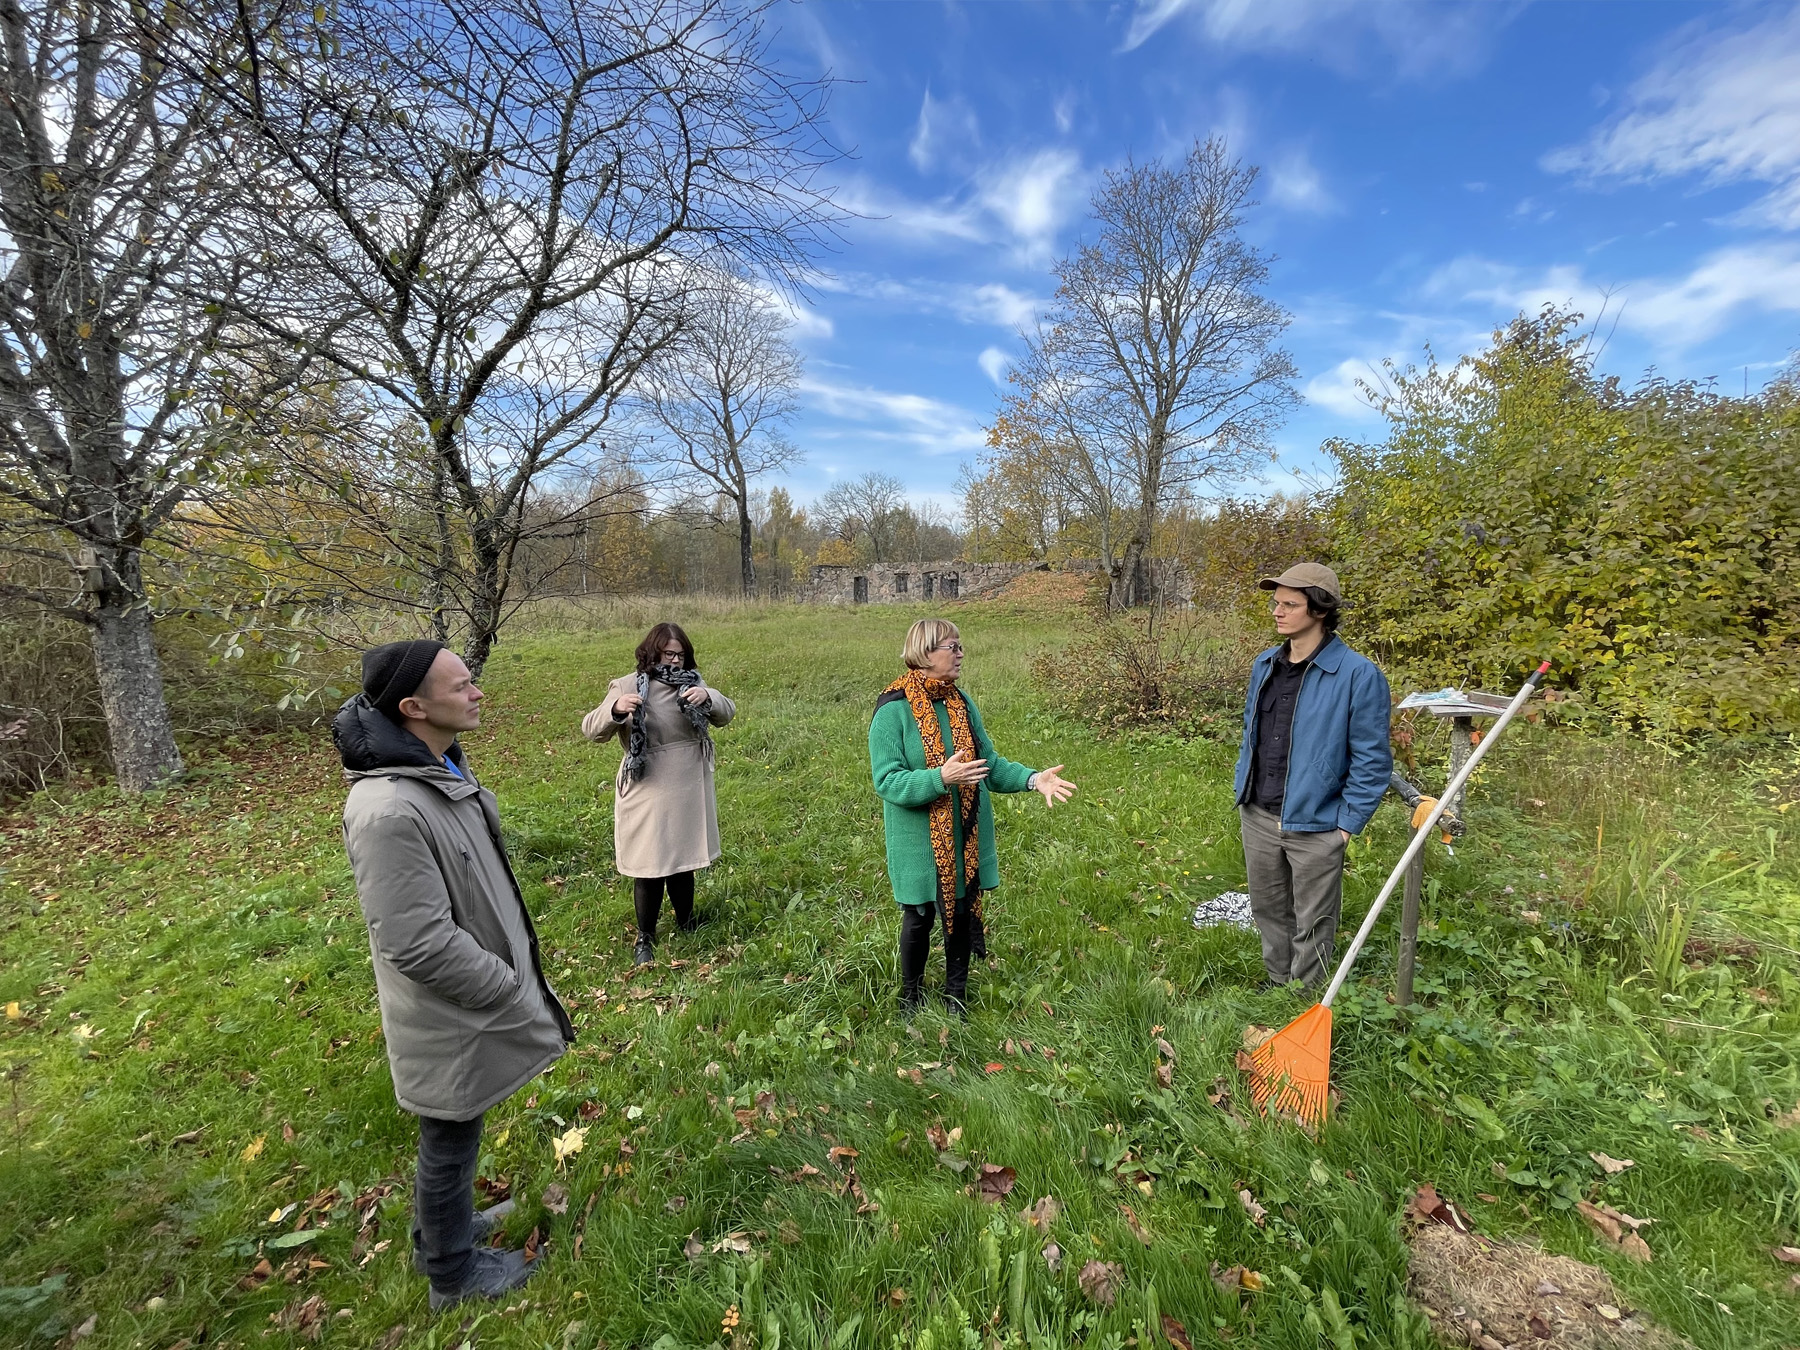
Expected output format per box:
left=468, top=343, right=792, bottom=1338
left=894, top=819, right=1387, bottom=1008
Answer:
left=1250, top=644, right=1313, bottom=813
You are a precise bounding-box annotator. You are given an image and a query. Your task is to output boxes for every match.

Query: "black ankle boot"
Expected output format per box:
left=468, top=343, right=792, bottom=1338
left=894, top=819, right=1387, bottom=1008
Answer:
left=633, top=935, right=655, bottom=966
left=898, top=904, right=932, bottom=1015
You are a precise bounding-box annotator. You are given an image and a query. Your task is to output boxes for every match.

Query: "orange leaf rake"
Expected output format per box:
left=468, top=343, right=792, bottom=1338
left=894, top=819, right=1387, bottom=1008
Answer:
left=1248, top=662, right=1552, bottom=1125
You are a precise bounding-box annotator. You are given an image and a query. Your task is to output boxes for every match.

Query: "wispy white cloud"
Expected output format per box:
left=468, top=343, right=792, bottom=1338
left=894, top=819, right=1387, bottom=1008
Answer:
left=1425, top=243, right=1800, bottom=348
left=978, top=346, right=1012, bottom=385
left=960, top=283, right=1039, bottom=328
left=834, top=179, right=987, bottom=247
left=974, top=148, right=1087, bottom=262
left=811, top=272, right=1042, bottom=329
left=1267, top=148, right=1337, bottom=215
left=750, top=281, right=834, bottom=342
left=1544, top=8, right=1800, bottom=230
left=909, top=88, right=981, bottom=174
left=1121, top=0, right=1509, bottom=79
left=799, top=377, right=988, bottom=455
left=1303, top=359, right=1382, bottom=418
left=838, top=146, right=1087, bottom=261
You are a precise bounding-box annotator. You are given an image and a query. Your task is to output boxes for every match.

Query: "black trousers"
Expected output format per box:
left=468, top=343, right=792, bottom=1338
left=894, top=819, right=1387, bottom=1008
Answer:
left=898, top=901, right=978, bottom=1010
left=411, top=1111, right=484, bottom=1291
left=633, top=871, right=694, bottom=940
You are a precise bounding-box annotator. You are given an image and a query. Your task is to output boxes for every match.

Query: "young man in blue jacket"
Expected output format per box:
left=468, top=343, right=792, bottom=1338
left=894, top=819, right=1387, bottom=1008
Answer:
left=1233, top=564, right=1392, bottom=987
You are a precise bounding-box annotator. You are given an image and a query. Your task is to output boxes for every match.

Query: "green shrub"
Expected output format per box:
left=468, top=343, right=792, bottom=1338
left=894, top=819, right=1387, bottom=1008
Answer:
left=0, top=599, right=336, bottom=796
left=1327, top=308, right=1800, bottom=737
left=1030, top=606, right=1263, bottom=738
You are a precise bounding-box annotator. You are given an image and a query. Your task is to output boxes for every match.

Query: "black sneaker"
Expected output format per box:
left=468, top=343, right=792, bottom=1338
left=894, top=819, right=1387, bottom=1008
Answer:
left=412, top=1200, right=515, bottom=1275
left=428, top=1245, right=539, bottom=1312
left=634, top=936, right=656, bottom=966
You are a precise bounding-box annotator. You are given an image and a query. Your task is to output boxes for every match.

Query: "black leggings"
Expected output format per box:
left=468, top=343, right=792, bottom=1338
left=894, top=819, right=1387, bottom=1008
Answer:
left=899, top=902, right=976, bottom=1009
left=633, top=872, right=694, bottom=940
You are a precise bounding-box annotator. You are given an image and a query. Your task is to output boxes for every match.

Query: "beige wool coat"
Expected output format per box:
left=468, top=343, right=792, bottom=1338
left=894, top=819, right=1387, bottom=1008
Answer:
left=582, top=674, right=735, bottom=877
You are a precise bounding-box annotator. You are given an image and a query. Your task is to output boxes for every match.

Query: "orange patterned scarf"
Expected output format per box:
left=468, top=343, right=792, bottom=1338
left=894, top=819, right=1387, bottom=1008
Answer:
left=883, top=668, right=983, bottom=934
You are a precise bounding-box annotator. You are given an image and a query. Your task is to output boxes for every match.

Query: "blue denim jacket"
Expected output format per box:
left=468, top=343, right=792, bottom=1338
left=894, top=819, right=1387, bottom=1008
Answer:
left=1233, top=635, right=1393, bottom=834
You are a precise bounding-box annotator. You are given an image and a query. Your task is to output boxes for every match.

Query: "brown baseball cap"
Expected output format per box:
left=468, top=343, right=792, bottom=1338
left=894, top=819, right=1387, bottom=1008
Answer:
left=1258, top=562, right=1342, bottom=601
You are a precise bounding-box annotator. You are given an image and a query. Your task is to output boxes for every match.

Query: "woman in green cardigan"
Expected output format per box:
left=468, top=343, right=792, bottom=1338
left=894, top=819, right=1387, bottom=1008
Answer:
left=870, top=617, right=1076, bottom=1013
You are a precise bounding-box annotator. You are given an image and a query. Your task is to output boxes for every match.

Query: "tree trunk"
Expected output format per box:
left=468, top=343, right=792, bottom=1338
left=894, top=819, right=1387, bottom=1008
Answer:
left=88, top=601, right=184, bottom=792
left=428, top=454, right=453, bottom=642
left=737, top=497, right=756, bottom=597
left=463, top=528, right=503, bottom=679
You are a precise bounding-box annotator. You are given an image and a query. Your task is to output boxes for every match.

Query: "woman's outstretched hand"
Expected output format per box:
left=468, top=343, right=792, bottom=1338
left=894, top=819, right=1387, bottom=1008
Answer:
left=1033, top=765, right=1076, bottom=807
left=940, top=748, right=990, bottom=785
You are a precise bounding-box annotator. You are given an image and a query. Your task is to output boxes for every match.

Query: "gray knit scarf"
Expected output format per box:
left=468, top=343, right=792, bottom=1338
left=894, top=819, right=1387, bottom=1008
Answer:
left=621, top=664, right=711, bottom=783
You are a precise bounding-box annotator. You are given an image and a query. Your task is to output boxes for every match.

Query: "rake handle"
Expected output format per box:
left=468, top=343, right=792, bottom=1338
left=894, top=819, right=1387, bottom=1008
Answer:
left=1319, top=661, right=1550, bottom=1009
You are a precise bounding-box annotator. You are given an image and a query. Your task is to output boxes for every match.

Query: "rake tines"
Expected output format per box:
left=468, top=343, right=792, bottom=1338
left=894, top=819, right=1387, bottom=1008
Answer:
left=1246, top=1003, right=1333, bottom=1126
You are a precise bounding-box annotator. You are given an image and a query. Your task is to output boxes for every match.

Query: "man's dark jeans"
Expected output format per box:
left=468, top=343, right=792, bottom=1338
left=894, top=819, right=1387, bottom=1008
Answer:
left=411, top=1111, right=484, bottom=1291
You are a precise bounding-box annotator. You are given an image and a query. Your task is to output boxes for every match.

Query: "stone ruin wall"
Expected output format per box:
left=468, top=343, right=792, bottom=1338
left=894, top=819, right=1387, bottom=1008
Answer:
left=795, top=560, right=1099, bottom=605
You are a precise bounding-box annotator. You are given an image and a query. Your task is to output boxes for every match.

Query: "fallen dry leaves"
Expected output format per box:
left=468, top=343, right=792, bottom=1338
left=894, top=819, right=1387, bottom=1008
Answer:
left=1152, top=1035, right=1176, bottom=1091
left=1018, top=1195, right=1060, bottom=1232
left=1242, top=1024, right=1277, bottom=1052
left=552, top=1126, right=587, bottom=1168
left=1405, top=1183, right=1473, bottom=1234
left=1161, top=1314, right=1194, bottom=1350
left=1210, top=1262, right=1266, bottom=1295
left=1077, top=1259, right=1123, bottom=1307
left=542, top=1183, right=569, bottom=1216
left=1237, top=1189, right=1267, bottom=1227
left=1119, top=1202, right=1154, bottom=1246
left=1771, top=1246, right=1800, bottom=1265
left=1575, top=1200, right=1653, bottom=1263
left=271, top=1294, right=327, bottom=1342
left=977, top=1164, right=1017, bottom=1203
left=1588, top=1151, right=1635, bottom=1175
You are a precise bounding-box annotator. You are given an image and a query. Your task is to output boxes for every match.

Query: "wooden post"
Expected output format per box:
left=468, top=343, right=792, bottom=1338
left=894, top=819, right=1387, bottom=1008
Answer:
left=1395, top=850, right=1423, bottom=1008
left=1446, top=715, right=1475, bottom=816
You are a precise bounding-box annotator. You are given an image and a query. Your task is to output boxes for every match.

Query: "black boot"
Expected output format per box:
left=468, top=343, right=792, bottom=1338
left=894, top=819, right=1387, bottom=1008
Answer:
left=632, top=877, right=663, bottom=964
left=414, top=1200, right=514, bottom=1275
left=428, top=1245, right=540, bottom=1311
left=898, top=904, right=933, bottom=1013
left=943, top=909, right=974, bottom=1016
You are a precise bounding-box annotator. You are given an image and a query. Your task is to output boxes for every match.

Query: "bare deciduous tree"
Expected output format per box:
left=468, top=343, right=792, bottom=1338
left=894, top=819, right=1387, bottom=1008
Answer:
left=817, top=471, right=907, bottom=562
left=167, top=0, right=836, bottom=673
left=1019, top=138, right=1298, bottom=609
left=641, top=272, right=803, bottom=596
left=0, top=1, right=269, bottom=790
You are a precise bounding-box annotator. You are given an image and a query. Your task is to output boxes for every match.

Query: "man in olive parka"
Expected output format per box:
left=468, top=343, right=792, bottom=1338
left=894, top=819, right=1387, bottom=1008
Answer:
left=335, top=640, right=572, bottom=1310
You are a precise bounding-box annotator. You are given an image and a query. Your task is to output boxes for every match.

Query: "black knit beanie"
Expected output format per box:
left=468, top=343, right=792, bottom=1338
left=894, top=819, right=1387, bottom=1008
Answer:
left=361, top=640, right=448, bottom=722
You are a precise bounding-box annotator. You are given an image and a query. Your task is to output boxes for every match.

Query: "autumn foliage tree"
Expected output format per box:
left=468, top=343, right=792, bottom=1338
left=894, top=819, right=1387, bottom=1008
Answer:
left=1329, top=308, right=1800, bottom=735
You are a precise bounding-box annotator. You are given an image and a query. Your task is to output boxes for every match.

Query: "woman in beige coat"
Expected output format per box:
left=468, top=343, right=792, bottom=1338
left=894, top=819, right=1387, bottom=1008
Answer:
left=582, top=622, right=735, bottom=964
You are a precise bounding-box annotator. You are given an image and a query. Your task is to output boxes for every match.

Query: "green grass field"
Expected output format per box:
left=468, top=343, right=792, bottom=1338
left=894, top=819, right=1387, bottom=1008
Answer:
left=3, top=600, right=1798, bottom=1350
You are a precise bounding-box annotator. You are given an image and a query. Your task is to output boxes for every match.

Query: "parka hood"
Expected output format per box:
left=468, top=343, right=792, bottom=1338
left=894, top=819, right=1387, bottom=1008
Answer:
left=332, top=693, right=468, bottom=776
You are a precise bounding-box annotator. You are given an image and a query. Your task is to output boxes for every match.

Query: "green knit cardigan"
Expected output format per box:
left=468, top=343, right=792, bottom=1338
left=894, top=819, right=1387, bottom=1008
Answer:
left=868, top=689, right=1036, bottom=909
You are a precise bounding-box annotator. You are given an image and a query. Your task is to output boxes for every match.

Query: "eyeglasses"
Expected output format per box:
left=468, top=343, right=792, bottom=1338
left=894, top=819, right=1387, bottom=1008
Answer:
left=933, top=642, right=965, bottom=654
left=1270, top=601, right=1309, bottom=615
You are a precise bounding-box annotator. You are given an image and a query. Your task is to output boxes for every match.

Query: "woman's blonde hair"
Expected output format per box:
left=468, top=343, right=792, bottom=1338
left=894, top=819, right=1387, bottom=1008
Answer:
left=902, top=618, right=961, bottom=670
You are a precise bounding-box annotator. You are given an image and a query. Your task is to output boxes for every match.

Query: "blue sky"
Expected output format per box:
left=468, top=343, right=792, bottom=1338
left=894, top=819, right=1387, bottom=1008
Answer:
left=759, top=0, right=1800, bottom=511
